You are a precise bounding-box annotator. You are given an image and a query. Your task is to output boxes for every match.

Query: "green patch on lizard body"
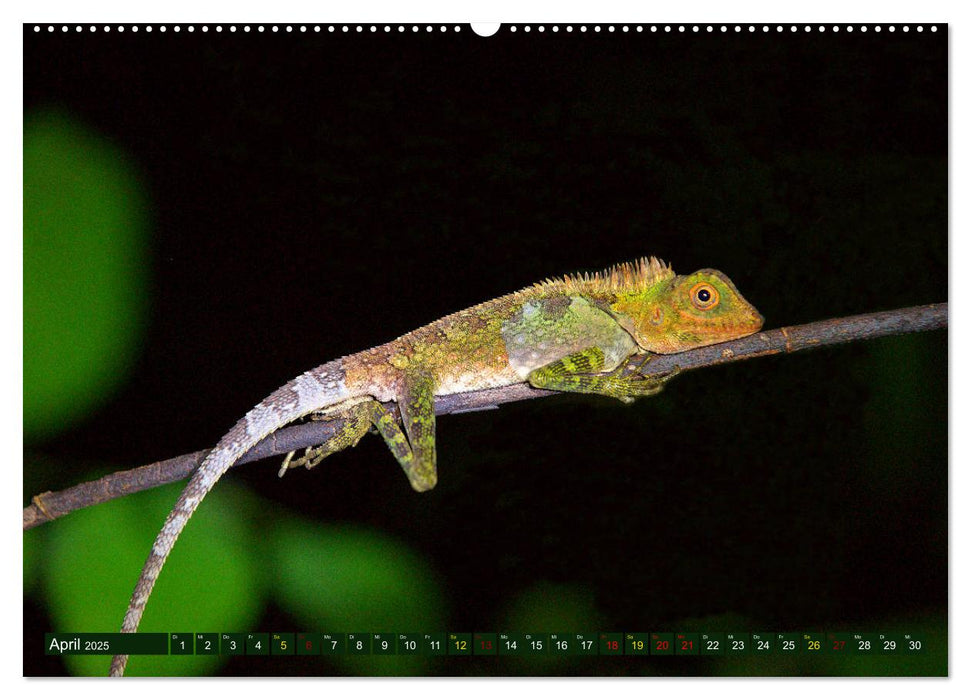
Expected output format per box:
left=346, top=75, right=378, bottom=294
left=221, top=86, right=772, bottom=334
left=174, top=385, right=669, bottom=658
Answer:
left=501, top=294, right=638, bottom=379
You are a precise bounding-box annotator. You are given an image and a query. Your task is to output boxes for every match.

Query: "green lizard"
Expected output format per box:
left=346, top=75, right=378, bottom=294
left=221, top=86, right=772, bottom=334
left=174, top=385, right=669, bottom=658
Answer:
left=109, top=257, right=762, bottom=676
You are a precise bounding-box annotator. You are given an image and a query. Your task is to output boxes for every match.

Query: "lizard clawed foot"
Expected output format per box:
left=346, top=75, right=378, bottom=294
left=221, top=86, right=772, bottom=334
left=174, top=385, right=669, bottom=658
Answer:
left=277, top=404, right=377, bottom=477
left=627, top=355, right=681, bottom=382
left=645, top=364, right=681, bottom=382
left=278, top=445, right=331, bottom=477
left=278, top=450, right=297, bottom=478
left=624, top=353, right=655, bottom=377
left=614, top=364, right=683, bottom=403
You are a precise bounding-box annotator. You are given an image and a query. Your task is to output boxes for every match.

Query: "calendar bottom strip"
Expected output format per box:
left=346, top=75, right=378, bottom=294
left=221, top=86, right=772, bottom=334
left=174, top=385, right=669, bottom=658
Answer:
left=45, top=631, right=928, bottom=657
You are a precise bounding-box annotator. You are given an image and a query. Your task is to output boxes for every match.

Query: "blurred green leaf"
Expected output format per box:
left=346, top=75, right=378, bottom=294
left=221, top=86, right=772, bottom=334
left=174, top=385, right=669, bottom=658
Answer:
left=499, top=581, right=603, bottom=672
left=42, top=481, right=261, bottom=676
left=24, top=524, right=41, bottom=594
left=24, top=109, right=148, bottom=441
left=863, top=334, right=940, bottom=494
left=268, top=517, right=445, bottom=674
left=500, top=581, right=602, bottom=632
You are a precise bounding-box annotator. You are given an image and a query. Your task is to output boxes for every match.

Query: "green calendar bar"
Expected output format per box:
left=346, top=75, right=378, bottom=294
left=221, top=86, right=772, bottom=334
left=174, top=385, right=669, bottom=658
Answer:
left=700, top=633, right=725, bottom=656
left=448, top=633, right=472, bottom=655
left=854, top=633, right=878, bottom=654
left=220, top=633, right=245, bottom=655
left=878, top=633, right=902, bottom=655
left=751, top=632, right=773, bottom=654
left=827, top=632, right=854, bottom=655
left=372, top=633, right=395, bottom=655
left=599, top=632, right=623, bottom=655
left=347, top=633, right=370, bottom=655
left=45, top=633, right=169, bottom=656
left=498, top=632, right=522, bottom=655
left=651, top=633, right=675, bottom=656
left=195, top=633, right=219, bottom=656
left=170, top=633, right=193, bottom=655
left=43, top=630, right=934, bottom=657
left=726, top=633, right=749, bottom=656
left=522, top=633, right=549, bottom=655
left=271, top=633, right=294, bottom=655
left=550, top=633, right=597, bottom=656
left=320, top=633, right=346, bottom=655
left=246, top=633, right=269, bottom=655
left=549, top=633, right=569, bottom=656
left=776, top=633, right=800, bottom=654
left=675, top=633, right=699, bottom=655
left=625, top=632, right=650, bottom=656
left=902, top=634, right=925, bottom=654
left=423, top=633, right=446, bottom=655
left=397, top=633, right=421, bottom=655
left=802, top=632, right=825, bottom=655
left=296, top=633, right=320, bottom=655
left=473, top=633, right=497, bottom=655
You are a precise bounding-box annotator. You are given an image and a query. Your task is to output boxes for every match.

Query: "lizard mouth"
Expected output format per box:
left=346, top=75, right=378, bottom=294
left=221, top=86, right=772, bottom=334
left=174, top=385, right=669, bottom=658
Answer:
left=693, top=312, right=764, bottom=346
left=749, top=311, right=766, bottom=332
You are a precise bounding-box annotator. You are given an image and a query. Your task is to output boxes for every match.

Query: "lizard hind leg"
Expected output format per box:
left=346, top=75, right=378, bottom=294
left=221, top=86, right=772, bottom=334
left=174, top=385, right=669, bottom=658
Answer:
left=277, top=402, right=374, bottom=477
left=276, top=382, right=440, bottom=495
left=392, top=372, right=438, bottom=492
left=359, top=372, right=438, bottom=492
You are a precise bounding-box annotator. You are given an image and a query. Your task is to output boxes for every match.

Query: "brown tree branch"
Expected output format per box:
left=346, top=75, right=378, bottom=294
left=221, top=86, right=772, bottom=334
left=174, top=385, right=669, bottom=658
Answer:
left=23, top=302, right=947, bottom=530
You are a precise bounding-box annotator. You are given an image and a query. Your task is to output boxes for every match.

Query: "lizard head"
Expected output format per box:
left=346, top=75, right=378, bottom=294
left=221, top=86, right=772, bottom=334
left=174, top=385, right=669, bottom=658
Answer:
left=612, top=268, right=764, bottom=354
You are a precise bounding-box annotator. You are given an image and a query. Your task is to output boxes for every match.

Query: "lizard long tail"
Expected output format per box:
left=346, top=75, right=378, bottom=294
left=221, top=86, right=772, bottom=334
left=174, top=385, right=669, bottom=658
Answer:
left=109, top=359, right=352, bottom=676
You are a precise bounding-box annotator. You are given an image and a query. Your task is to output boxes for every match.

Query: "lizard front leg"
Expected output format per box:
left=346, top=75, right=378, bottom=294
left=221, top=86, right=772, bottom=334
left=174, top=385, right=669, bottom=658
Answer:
left=527, top=347, right=680, bottom=403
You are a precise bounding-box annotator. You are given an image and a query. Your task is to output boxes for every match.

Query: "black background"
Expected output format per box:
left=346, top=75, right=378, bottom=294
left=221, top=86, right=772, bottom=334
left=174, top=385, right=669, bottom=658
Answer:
left=24, top=23, right=947, bottom=675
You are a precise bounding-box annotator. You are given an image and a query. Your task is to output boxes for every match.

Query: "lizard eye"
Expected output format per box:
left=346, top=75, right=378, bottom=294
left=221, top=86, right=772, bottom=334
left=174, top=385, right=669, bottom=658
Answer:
left=689, top=282, right=719, bottom=311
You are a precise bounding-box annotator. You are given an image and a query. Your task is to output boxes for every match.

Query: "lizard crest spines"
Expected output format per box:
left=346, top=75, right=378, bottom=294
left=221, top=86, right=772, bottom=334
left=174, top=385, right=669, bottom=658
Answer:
left=531, top=256, right=674, bottom=298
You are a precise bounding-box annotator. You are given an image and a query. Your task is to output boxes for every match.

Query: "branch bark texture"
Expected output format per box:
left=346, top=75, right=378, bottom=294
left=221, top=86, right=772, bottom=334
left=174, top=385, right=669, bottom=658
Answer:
left=23, top=302, right=947, bottom=530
